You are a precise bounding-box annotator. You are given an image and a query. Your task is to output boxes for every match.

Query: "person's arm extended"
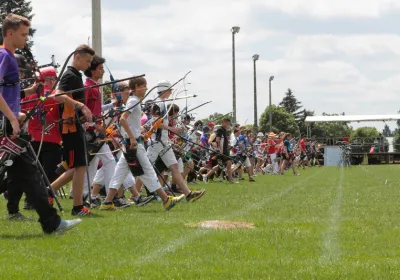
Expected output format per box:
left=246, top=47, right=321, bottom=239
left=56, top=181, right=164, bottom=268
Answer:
left=165, top=124, right=183, bottom=135
left=120, top=111, right=137, bottom=148
left=22, top=81, right=42, bottom=97
left=52, top=89, right=92, bottom=122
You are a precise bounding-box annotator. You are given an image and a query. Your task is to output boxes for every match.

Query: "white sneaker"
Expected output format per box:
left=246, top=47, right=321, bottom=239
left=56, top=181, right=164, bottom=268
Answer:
left=55, top=219, right=82, bottom=233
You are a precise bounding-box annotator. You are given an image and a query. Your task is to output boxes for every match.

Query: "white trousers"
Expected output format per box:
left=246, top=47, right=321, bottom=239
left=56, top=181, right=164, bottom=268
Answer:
left=270, top=153, right=279, bottom=174
left=93, top=162, right=136, bottom=190
left=83, top=143, right=116, bottom=196
left=109, top=144, right=161, bottom=192
left=147, top=142, right=177, bottom=167
left=178, top=157, right=184, bottom=173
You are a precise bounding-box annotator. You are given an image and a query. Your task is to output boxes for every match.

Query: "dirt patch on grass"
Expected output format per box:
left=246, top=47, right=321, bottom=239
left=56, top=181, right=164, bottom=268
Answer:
left=187, top=220, right=255, bottom=229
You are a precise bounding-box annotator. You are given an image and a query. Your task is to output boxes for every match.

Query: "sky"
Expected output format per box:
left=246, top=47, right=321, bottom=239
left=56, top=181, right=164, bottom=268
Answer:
left=29, top=0, right=400, bottom=131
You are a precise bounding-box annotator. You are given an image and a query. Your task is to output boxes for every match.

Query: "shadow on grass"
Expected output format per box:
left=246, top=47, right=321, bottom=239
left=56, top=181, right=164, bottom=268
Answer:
left=0, top=233, right=44, bottom=240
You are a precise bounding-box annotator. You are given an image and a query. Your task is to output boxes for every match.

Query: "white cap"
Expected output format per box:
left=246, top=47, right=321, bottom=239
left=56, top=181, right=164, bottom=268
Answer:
left=157, top=80, right=172, bottom=94
left=257, top=132, right=264, bottom=137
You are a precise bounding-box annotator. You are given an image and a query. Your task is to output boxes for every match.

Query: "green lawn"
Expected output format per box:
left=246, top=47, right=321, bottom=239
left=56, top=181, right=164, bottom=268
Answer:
left=1, top=166, right=400, bottom=279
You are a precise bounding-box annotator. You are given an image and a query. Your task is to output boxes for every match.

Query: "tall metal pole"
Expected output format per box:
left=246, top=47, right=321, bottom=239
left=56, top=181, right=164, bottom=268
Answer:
left=269, top=76, right=274, bottom=131
left=92, top=0, right=103, bottom=104
left=231, top=26, right=240, bottom=124
left=253, top=54, right=259, bottom=130
left=232, top=32, right=236, bottom=124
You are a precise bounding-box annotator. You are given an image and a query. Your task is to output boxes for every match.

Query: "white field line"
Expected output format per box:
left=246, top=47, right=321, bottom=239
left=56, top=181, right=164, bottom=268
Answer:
left=320, top=167, right=344, bottom=264
left=136, top=169, right=325, bottom=264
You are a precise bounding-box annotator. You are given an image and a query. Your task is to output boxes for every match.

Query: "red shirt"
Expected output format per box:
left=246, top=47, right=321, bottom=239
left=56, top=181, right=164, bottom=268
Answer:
left=84, top=78, right=101, bottom=118
left=275, top=139, right=282, bottom=153
left=21, top=85, right=61, bottom=145
left=300, top=139, right=306, bottom=152
left=267, top=139, right=276, bottom=154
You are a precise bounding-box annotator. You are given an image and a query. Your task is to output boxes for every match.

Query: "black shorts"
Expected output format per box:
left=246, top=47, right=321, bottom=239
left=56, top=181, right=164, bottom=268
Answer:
left=218, top=154, right=231, bottom=163
left=62, top=132, right=87, bottom=168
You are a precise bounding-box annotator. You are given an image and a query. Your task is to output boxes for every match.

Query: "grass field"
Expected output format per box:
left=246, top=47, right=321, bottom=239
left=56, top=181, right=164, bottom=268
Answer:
left=1, top=166, right=400, bottom=279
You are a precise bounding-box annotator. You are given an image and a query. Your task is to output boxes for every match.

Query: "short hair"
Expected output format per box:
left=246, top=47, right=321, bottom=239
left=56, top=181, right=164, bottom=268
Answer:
left=2, top=14, right=30, bottom=38
left=222, top=118, right=232, bottom=123
left=128, top=77, right=147, bottom=90
left=117, top=81, right=129, bottom=91
left=167, top=104, right=180, bottom=116
left=84, top=55, right=105, bottom=77
left=74, top=44, right=95, bottom=56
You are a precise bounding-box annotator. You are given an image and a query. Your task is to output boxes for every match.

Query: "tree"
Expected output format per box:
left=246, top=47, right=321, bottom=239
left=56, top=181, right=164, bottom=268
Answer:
left=1, top=1, right=36, bottom=84
left=279, top=88, right=303, bottom=120
left=394, top=131, right=400, bottom=152
left=350, top=127, right=379, bottom=143
left=382, top=124, right=392, bottom=137
left=102, top=82, right=112, bottom=104
left=297, top=108, right=315, bottom=135
left=201, top=112, right=231, bottom=125
left=0, top=1, right=36, bottom=45
left=259, top=105, right=300, bottom=136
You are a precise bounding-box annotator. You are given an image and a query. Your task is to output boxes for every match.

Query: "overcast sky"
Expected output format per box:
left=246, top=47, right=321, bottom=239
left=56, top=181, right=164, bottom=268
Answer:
left=30, top=0, right=400, bottom=131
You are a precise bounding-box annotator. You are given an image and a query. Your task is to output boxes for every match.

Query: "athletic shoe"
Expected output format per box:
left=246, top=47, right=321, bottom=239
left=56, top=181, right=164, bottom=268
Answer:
left=113, top=198, right=130, bottom=209
left=134, top=195, right=154, bottom=206
left=71, top=206, right=92, bottom=216
left=99, top=202, right=117, bottom=211
left=54, top=219, right=82, bottom=233
left=8, top=212, right=33, bottom=221
left=163, top=195, right=185, bottom=211
left=249, top=178, right=256, bottom=182
left=90, top=197, right=102, bottom=208
left=186, top=189, right=206, bottom=202
left=203, top=176, right=208, bottom=184
left=229, top=180, right=239, bottom=184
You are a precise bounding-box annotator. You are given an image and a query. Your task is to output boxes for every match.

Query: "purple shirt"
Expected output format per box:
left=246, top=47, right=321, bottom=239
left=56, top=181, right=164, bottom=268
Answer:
left=0, top=48, right=20, bottom=117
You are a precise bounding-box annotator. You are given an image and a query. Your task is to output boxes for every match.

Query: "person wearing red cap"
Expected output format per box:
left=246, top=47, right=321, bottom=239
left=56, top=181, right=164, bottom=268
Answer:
left=20, top=67, right=62, bottom=208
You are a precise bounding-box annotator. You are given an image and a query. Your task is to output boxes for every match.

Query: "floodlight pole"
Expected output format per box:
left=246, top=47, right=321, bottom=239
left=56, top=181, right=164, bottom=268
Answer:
left=232, top=26, right=240, bottom=124
left=252, top=54, right=259, bottom=129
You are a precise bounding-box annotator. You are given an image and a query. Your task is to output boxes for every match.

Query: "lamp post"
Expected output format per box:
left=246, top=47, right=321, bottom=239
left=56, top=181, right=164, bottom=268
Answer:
left=231, top=26, right=240, bottom=123
left=92, top=0, right=103, bottom=104
left=269, top=75, right=274, bottom=131
left=252, top=54, right=259, bottom=129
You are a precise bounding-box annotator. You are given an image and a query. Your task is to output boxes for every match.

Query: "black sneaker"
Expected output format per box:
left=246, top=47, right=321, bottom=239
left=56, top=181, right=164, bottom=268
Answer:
left=113, top=197, right=131, bottom=209
left=90, top=197, right=102, bottom=208
left=186, top=189, right=206, bottom=202
left=8, top=212, right=34, bottom=221
left=134, top=195, right=154, bottom=206
left=71, top=206, right=92, bottom=216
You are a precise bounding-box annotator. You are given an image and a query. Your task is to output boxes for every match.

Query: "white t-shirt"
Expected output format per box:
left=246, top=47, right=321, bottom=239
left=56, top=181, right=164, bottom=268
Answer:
left=230, top=135, right=238, bottom=156
left=150, top=100, right=169, bottom=142
left=124, top=95, right=142, bottom=139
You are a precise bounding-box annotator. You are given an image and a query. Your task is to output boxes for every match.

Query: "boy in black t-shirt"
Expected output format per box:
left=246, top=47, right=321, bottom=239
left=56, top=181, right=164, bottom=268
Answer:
left=215, top=118, right=236, bottom=183
left=50, top=44, right=95, bottom=216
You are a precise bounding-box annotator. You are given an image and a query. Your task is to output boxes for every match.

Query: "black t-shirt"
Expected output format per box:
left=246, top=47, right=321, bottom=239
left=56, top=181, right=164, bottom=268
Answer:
left=57, top=66, right=85, bottom=133
left=58, top=66, right=84, bottom=101
left=215, top=126, right=228, bottom=155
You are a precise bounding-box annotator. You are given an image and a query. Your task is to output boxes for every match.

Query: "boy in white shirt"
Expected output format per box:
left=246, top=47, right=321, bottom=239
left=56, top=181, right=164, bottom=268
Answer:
left=100, top=77, right=184, bottom=210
